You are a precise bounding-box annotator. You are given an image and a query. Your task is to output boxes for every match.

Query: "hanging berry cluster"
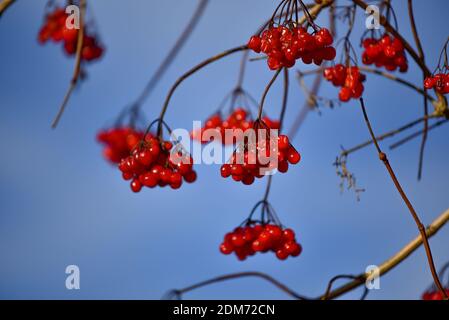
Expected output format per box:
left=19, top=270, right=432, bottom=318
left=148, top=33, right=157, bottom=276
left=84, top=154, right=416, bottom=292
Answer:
left=424, top=73, right=449, bottom=95
left=220, top=202, right=302, bottom=261
left=191, top=108, right=280, bottom=145
left=118, top=134, right=196, bottom=192
left=248, top=26, right=336, bottom=71
left=220, top=125, right=301, bottom=185
left=38, top=7, right=104, bottom=61
left=97, top=127, right=143, bottom=164
left=361, top=35, right=408, bottom=73
left=247, top=0, right=335, bottom=70
left=324, top=64, right=366, bottom=102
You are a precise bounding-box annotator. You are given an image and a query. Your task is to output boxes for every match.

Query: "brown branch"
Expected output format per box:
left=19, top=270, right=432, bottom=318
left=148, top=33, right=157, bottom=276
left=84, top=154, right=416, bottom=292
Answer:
left=341, top=114, right=436, bottom=157
left=132, top=0, right=209, bottom=109
left=358, top=98, right=448, bottom=299
left=257, top=68, right=283, bottom=120
left=166, top=271, right=309, bottom=300
left=51, top=0, right=86, bottom=129
left=0, top=0, right=15, bottom=18
left=390, top=119, right=449, bottom=150
left=408, top=0, right=428, bottom=181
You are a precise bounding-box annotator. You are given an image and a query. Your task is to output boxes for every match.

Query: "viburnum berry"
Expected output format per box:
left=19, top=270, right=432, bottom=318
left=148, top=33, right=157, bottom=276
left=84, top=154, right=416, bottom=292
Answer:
left=191, top=108, right=280, bottom=145
left=361, top=34, right=408, bottom=73
left=248, top=25, right=335, bottom=70
left=38, top=7, right=104, bottom=62
left=323, top=64, right=366, bottom=102
left=220, top=121, right=301, bottom=185
left=421, top=289, right=449, bottom=300
left=220, top=223, right=302, bottom=261
left=118, top=135, right=196, bottom=192
left=424, top=73, right=449, bottom=94
left=97, top=127, right=144, bottom=164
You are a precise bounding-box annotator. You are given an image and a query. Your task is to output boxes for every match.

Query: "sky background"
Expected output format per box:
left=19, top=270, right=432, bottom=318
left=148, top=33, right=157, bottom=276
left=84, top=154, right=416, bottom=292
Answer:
left=0, top=0, right=448, bottom=300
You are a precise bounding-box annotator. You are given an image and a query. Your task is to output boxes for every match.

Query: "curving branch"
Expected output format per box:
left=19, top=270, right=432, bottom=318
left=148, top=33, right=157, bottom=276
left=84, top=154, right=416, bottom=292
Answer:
left=358, top=98, right=448, bottom=299
left=51, top=0, right=86, bottom=128
left=164, top=271, right=310, bottom=300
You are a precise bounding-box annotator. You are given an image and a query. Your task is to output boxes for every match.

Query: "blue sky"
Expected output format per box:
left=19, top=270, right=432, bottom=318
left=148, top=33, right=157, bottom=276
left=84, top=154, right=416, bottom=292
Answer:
left=0, top=0, right=448, bottom=299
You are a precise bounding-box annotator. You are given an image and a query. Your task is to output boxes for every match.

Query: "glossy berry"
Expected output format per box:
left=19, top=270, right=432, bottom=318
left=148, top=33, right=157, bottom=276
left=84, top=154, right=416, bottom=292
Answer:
left=361, top=34, right=408, bottom=73
left=248, top=26, right=335, bottom=70
left=38, top=7, right=104, bottom=62
left=220, top=223, right=302, bottom=261
left=118, top=136, right=196, bottom=192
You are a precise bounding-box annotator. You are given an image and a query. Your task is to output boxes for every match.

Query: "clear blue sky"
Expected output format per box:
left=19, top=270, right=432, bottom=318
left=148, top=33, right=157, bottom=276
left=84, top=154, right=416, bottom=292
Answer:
left=0, top=0, right=448, bottom=299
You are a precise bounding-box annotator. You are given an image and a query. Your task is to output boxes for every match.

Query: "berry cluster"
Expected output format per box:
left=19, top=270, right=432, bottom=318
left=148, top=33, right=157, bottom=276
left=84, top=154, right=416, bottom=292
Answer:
left=191, top=108, right=280, bottom=145
left=361, top=35, right=408, bottom=73
left=220, top=224, right=302, bottom=261
left=118, top=136, right=196, bottom=192
left=220, top=133, right=301, bottom=185
left=248, top=26, right=336, bottom=70
left=422, top=289, right=449, bottom=300
left=424, top=73, right=449, bottom=94
left=38, top=7, right=104, bottom=61
left=97, top=127, right=143, bottom=164
left=323, top=64, right=366, bottom=102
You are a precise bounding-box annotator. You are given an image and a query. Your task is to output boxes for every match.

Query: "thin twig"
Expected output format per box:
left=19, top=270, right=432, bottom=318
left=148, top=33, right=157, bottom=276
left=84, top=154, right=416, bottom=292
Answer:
left=257, top=69, right=282, bottom=120
left=408, top=0, right=428, bottom=181
left=51, top=0, right=86, bottom=128
left=167, top=271, right=309, bottom=300
left=358, top=98, right=448, bottom=299
left=341, top=114, right=435, bottom=157
left=390, top=119, right=449, bottom=150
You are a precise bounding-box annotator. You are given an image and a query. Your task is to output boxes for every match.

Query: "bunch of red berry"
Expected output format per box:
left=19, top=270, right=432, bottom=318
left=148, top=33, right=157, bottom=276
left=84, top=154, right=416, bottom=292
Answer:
left=118, top=135, right=196, bottom=192
left=424, top=73, right=449, bottom=94
left=191, top=108, right=280, bottom=145
left=361, top=34, right=408, bottom=73
left=248, top=26, right=336, bottom=70
left=220, top=131, right=301, bottom=185
left=97, top=127, right=143, bottom=164
left=422, top=288, right=449, bottom=300
left=220, top=223, right=302, bottom=261
left=323, top=64, right=366, bottom=102
left=38, top=7, right=104, bottom=61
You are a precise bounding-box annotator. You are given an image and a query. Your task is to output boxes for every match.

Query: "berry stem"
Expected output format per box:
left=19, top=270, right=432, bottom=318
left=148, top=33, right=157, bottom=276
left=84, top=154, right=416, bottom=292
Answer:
left=257, top=68, right=282, bottom=120
left=155, top=45, right=248, bottom=136
left=51, top=0, right=86, bottom=129
left=358, top=98, right=448, bottom=299
left=389, top=118, right=449, bottom=150
left=341, top=114, right=436, bottom=158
